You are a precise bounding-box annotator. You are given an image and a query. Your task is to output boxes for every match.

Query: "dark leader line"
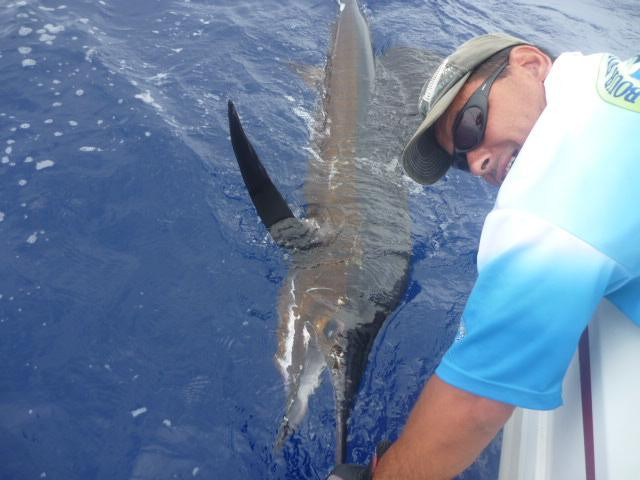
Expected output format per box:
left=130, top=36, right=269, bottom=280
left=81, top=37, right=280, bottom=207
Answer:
left=579, top=328, right=596, bottom=480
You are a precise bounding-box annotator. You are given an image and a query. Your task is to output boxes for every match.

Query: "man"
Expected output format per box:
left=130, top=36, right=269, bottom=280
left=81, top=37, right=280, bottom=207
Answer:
left=329, top=33, right=640, bottom=479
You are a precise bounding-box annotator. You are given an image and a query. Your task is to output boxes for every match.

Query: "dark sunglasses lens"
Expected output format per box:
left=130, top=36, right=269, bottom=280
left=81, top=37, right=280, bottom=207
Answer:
left=453, top=153, right=469, bottom=171
left=454, top=106, right=484, bottom=151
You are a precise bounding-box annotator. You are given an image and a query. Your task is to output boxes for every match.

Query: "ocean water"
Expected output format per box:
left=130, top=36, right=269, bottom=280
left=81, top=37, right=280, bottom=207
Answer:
left=1, top=1, right=638, bottom=479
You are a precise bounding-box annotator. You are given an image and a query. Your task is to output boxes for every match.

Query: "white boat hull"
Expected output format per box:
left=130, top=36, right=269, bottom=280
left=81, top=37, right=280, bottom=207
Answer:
left=499, top=299, right=640, bottom=479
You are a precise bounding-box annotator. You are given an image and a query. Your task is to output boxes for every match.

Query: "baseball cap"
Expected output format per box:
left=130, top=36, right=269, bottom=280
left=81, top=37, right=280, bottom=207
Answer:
left=402, top=33, right=527, bottom=184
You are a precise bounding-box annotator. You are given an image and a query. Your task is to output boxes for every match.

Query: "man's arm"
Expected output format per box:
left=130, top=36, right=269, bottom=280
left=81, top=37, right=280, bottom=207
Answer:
left=373, top=375, right=514, bottom=480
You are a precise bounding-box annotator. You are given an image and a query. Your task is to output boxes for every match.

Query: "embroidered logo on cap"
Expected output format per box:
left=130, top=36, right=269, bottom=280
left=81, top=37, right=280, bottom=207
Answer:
left=419, top=60, right=465, bottom=117
left=420, top=58, right=449, bottom=114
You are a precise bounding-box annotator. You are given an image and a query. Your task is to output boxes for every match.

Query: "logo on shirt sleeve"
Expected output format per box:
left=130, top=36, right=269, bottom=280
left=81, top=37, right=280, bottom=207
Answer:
left=631, top=56, right=640, bottom=80
left=597, top=54, right=640, bottom=113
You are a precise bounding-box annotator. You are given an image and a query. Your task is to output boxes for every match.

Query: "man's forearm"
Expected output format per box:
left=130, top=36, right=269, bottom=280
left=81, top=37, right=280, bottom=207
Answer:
left=373, top=375, right=514, bottom=480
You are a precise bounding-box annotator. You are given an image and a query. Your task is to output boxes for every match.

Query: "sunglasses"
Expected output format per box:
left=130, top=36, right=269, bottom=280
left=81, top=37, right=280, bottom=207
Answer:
left=451, top=60, right=509, bottom=171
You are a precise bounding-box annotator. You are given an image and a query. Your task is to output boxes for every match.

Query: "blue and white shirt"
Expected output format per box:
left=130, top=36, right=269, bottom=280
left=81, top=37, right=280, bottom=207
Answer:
left=436, top=52, right=640, bottom=409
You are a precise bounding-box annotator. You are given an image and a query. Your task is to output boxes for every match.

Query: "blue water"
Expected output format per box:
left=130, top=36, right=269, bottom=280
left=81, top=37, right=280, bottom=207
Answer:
left=1, top=1, right=638, bottom=479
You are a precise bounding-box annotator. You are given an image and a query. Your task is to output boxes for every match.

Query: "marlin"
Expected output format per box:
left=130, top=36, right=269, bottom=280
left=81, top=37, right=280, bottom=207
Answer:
left=228, top=0, right=412, bottom=464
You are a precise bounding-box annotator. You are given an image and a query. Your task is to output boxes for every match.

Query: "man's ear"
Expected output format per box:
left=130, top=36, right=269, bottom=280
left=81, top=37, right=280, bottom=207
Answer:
left=509, top=45, right=553, bottom=81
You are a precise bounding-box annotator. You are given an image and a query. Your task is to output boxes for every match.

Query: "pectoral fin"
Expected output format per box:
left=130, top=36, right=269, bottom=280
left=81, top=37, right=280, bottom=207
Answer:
left=228, top=100, right=295, bottom=229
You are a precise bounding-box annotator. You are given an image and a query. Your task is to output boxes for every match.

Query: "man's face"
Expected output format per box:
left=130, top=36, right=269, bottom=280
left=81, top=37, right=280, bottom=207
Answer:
left=435, top=46, right=551, bottom=186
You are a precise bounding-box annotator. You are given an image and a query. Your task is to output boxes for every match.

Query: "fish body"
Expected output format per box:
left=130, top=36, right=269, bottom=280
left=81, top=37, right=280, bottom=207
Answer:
left=228, top=0, right=411, bottom=464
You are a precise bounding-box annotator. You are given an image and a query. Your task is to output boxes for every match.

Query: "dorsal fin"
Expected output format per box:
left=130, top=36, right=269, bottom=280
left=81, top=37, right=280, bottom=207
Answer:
left=228, top=100, right=296, bottom=229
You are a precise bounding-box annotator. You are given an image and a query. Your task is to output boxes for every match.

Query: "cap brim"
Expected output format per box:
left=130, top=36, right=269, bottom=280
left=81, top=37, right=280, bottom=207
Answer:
left=402, top=72, right=470, bottom=184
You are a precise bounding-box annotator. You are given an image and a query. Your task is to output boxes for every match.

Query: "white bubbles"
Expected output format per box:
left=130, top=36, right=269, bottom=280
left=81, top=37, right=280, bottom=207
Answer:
left=75, top=89, right=84, bottom=96
left=44, top=24, right=65, bottom=34
left=130, top=407, right=147, bottom=418
left=0, top=212, right=4, bottom=222
left=36, top=25, right=63, bottom=45
left=53, top=132, right=63, bottom=137
left=79, top=146, right=101, bottom=152
left=24, top=156, right=34, bottom=163
left=20, top=123, right=30, bottom=129
left=68, top=120, right=78, bottom=126
left=134, top=91, right=163, bottom=111
left=39, top=33, right=56, bottom=44
left=1, top=157, right=9, bottom=164
left=85, top=47, right=97, bottom=63
left=18, top=46, right=32, bottom=55
left=135, top=91, right=154, bottom=104
left=22, top=59, right=37, bottom=67
left=148, top=72, right=169, bottom=86
left=5, top=147, right=12, bottom=155
left=26, top=233, right=38, bottom=244
left=18, top=27, right=32, bottom=37
left=52, top=102, right=62, bottom=107
left=18, top=179, right=27, bottom=186
left=36, top=160, right=55, bottom=170
left=44, top=119, right=53, bottom=124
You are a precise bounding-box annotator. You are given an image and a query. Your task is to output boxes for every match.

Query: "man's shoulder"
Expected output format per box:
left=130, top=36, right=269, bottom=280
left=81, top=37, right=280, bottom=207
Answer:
left=547, top=51, right=640, bottom=113
left=494, top=50, right=640, bottom=272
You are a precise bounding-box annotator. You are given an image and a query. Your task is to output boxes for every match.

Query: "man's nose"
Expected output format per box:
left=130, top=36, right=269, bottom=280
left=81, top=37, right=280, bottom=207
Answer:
left=467, top=148, right=492, bottom=177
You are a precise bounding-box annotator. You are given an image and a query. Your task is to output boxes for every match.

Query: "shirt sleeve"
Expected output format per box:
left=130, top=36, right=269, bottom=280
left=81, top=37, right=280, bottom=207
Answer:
left=436, top=209, right=622, bottom=409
